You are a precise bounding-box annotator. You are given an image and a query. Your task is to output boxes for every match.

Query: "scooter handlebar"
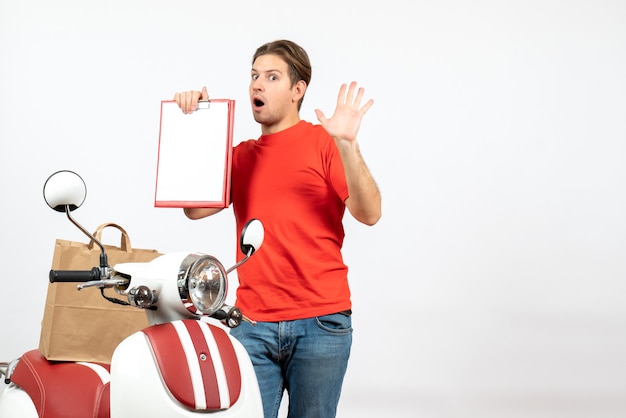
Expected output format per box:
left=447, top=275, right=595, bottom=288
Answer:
left=49, top=268, right=101, bottom=283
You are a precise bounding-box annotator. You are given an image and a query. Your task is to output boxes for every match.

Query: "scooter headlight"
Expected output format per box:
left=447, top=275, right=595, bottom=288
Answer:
left=178, top=254, right=227, bottom=315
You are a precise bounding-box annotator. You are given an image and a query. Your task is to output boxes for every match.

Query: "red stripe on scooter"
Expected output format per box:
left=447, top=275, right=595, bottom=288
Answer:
left=182, top=320, right=221, bottom=409
left=210, top=325, right=242, bottom=406
left=143, top=323, right=195, bottom=408
left=143, top=320, right=242, bottom=410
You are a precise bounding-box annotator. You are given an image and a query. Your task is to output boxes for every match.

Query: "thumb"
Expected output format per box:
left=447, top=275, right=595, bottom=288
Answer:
left=314, top=109, right=326, bottom=124
left=201, top=86, right=209, bottom=100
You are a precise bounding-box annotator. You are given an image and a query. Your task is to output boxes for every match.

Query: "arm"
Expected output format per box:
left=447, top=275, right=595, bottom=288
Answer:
left=315, top=82, right=382, bottom=226
left=336, top=141, right=381, bottom=226
left=174, top=86, right=224, bottom=220
left=184, top=207, right=224, bottom=220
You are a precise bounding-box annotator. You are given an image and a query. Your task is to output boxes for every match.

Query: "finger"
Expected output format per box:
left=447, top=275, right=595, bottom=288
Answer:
left=185, top=91, right=197, bottom=114
left=314, top=108, right=327, bottom=124
left=191, top=91, right=200, bottom=112
left=181, top=92, right=191, bottom=114
left=201, top=86, right=209, bottom=101
left=175, top=92, right=191, bottom=113
left=359, top=98, right=374, bottom=117
left=345, top=81, right=357, bottom=106
left=353, top=86, right=365, bottom=108
left=336, top=83, right=348, bottom=106
left=192, top=91, right=200, bottom=112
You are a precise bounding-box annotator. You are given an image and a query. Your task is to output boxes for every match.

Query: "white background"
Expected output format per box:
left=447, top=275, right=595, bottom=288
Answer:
left=1, top=1, right=625, bottom=417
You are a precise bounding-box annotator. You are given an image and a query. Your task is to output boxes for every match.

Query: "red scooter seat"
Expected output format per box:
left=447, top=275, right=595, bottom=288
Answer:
left=10, top=350, right=110, bottom=418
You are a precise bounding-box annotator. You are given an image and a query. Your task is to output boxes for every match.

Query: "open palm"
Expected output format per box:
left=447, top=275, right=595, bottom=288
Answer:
left=315, top=82, right=373, bottom=143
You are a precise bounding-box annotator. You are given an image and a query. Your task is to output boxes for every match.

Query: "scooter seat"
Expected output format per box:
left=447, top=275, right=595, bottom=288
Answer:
left=10, top=349, right=110, bottom=418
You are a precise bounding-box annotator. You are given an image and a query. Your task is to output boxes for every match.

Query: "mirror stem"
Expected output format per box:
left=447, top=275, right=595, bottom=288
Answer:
left=226, top=249, right=253, bottom=275
left=64, top=205, right=108, bottom=267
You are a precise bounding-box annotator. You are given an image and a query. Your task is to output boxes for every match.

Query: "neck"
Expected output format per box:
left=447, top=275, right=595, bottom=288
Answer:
left=261, top=114, right=301, bottom=135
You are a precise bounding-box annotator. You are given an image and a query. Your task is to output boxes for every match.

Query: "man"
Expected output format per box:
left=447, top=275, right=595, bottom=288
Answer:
left=174, top=39, right=381, bottom=418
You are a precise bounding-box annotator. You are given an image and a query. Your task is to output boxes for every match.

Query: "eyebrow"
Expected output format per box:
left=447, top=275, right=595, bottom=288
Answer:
left=251, top=67, right=283, bottom=74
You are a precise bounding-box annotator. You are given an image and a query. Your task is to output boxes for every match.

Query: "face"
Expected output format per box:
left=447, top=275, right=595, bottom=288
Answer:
left=250, top=54, right=305, bottom=134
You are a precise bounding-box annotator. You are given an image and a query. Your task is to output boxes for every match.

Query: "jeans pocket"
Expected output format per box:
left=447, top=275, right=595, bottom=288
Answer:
left=315, top=313, right=353, bottom=335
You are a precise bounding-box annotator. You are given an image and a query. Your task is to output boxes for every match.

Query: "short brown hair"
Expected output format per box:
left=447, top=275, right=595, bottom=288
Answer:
left=252, top=40, right=312, bottom=110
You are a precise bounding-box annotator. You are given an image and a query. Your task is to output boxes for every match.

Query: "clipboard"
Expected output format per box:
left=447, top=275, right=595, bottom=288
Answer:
left=155, top=99, right=235, bottom=208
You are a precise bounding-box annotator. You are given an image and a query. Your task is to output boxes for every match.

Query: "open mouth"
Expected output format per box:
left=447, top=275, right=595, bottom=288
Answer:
left=253, top=97, right=265, bottom=107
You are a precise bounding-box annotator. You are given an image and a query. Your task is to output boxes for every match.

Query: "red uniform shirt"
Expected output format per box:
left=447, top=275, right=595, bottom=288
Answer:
left=231, top=120, right=351, bottom=321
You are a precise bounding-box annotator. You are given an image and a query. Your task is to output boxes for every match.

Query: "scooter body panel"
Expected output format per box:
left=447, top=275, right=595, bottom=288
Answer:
left=110, top=320, right=262, bottom=417
left=0, top=384, right=38, bottom=418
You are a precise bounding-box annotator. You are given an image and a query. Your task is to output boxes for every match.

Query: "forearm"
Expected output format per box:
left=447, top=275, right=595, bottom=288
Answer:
left=337, top=141, right=381, bottom=226
left=183, top=207, right=223, bottom=220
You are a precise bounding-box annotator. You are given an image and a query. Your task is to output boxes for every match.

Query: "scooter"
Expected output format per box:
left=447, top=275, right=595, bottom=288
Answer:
left=0, top=170, right=264, bottom=417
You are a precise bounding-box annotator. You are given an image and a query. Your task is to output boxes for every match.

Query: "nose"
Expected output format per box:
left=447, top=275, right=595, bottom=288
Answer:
left=250, top=77, right=264, bottom=92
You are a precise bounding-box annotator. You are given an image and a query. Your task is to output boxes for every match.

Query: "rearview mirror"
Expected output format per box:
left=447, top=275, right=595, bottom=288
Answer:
left=43, top=170, right=87, bottom=213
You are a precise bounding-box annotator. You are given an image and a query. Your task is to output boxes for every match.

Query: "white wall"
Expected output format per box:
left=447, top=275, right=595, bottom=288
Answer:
left=1, top=1, right=625, bottom=417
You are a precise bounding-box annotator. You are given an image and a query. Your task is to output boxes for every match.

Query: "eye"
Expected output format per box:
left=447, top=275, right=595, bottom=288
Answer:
left=251, top=74, right=259, bottom=80
left=269, top=74, right=278, bottom=81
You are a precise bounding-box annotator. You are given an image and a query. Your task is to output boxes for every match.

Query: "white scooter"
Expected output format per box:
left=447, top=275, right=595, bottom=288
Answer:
left=0, top=170, right=264, bottom=417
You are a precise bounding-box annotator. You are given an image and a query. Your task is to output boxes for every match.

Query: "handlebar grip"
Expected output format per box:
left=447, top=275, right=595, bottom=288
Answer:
left=49, top=268, right=101, bottom=283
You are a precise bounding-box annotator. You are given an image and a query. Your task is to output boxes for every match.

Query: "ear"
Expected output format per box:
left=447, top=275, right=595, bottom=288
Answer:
left=292, top=80, right=307, bottom=104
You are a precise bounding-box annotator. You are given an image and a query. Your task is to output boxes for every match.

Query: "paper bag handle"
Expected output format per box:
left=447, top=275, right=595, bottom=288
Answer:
left=88, top=222, right=132, bottom=252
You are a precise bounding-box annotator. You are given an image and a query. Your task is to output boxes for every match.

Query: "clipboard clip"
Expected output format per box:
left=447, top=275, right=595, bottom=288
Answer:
left=198, top=100, right=211, bottom=110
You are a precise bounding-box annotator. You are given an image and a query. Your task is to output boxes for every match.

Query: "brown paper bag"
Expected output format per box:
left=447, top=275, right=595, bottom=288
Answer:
left=39, top=223, right=161, bottom=363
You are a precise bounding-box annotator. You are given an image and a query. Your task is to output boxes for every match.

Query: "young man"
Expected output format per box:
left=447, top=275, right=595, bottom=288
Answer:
left=174, top=39, right=381, bottom=418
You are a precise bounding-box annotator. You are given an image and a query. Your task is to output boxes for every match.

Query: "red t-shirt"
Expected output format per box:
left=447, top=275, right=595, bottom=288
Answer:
left=231, top=120, right=351, bottom=321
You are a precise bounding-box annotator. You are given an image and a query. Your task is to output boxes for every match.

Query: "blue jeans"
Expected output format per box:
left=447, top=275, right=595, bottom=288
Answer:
left=230, top=313, right=353, bottom=418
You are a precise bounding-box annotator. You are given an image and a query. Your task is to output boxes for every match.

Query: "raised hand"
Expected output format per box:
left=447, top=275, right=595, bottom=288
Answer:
left=315, top=81, right=374, bottom=144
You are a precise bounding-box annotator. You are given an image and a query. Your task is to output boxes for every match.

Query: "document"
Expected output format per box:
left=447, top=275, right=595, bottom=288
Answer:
left=155, top=99, right=235, bottom=208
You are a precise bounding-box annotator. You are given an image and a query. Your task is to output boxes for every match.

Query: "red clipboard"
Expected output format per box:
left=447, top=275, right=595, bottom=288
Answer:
left=154, top=99, right=235, bottom=208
